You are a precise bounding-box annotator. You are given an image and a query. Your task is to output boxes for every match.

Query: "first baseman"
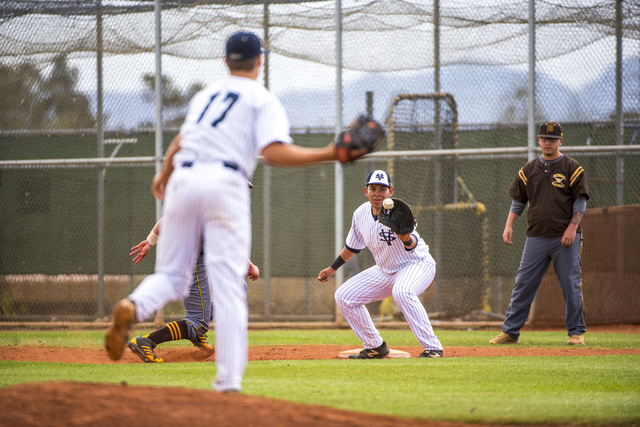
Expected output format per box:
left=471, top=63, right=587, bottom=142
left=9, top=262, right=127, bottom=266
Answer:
left=105, top=30, right=340, bottom=393
left=126, top=215, right=259, bottom=363
left=318, top=170, right=444, bottom=359
left=490, top=120, right=589, bottom=345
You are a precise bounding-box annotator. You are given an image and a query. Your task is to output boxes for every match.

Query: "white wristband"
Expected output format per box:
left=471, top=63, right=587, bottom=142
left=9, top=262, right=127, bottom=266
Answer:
left=147, top=231, right=159, bottom=246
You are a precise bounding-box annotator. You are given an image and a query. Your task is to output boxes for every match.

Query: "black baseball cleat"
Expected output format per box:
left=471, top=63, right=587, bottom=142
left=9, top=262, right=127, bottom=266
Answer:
left=348, top=341, right=390, bottom=359
left=418, top=349, right=444, bottom=358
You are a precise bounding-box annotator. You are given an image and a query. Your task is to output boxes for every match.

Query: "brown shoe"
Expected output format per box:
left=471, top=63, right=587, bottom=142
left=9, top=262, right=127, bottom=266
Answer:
left=105, top=299, right=136, bottom=360
left=489, top=332, right=519, bottom=344
left=567, top=335, right=584, bottom=345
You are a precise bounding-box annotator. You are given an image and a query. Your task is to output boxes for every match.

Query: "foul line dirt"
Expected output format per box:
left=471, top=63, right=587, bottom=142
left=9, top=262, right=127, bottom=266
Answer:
left=1, top=344, right=639, bottom=364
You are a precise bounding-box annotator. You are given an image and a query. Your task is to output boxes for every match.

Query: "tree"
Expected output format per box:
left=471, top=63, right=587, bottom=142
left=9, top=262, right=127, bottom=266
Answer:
left=139, top=73, right=204, bottom=128
left=0, top=56, right=95, bottom=131
left=500, top=83, right=546, bottom=125
left=0, top=62, right=46, bottom=130
left=41, top=55, right=95, bottom=129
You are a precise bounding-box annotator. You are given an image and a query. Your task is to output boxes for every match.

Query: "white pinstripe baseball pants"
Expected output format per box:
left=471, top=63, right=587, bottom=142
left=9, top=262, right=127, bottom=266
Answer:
left=335, top=260, right=442, bottom=351
left=130, top=161, right=250, bottom=392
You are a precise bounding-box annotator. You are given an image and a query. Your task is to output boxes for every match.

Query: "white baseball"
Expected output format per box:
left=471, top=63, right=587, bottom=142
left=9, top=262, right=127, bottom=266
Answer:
left=382, top=198, right=394, bottom=209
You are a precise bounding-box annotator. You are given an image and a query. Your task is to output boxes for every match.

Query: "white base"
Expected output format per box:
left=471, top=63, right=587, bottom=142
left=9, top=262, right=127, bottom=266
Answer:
left=338, top=348, right=411, bottom=359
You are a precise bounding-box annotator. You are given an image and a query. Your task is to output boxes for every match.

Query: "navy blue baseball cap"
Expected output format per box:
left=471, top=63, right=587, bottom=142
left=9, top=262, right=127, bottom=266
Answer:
left=226, top=31, right=267, bottom=61
left=365, top=170, right=391, bottom=187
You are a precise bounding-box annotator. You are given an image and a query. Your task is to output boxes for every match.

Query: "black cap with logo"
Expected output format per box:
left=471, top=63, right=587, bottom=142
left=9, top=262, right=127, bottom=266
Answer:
left=537, top=120, right=563, bottom=139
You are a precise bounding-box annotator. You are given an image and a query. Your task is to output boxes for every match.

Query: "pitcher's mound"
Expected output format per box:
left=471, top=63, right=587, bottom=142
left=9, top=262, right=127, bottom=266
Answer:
left=338, top=348, right=411, bottom=359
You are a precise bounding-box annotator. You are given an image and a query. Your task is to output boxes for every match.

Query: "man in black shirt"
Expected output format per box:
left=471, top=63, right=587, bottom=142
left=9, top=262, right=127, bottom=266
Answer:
left=490, top=121, right=589, bottom=345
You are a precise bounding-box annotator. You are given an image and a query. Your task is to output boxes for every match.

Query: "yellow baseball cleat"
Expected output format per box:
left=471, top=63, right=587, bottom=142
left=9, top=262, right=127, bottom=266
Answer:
left=190, top=330, right=215, bottom=352
left=128, top=335, right=163, bottom=363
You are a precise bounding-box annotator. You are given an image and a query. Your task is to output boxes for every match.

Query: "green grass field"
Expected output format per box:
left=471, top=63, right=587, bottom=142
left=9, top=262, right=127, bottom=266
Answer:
left=1, top=329, right=639, bottom=425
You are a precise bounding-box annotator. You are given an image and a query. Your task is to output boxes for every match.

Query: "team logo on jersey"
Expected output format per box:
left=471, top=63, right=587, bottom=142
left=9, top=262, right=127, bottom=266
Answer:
left=552, top=173, right=566, bottom=188
left=379, top=229, right=396, bottom=246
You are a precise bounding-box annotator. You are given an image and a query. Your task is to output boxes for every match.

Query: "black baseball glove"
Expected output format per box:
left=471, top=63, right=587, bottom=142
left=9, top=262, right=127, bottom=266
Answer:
left=335, top=115, right=387, bottom=164
left=378, top=198, right=416, bottom=235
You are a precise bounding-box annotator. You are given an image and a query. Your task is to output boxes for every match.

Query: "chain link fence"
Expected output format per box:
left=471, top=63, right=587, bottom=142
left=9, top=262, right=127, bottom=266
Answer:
left=1, top=0, right=639, bottom=325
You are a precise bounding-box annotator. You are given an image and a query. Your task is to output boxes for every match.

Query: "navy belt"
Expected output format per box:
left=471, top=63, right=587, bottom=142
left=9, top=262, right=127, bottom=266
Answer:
left=223, top=161, right=239, bottom=171
left=182, top=161, right=239, bottom=172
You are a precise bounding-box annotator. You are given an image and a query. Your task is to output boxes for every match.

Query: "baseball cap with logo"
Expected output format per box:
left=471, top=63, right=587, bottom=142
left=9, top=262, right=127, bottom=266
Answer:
left=537, top=120, right=563, bottom=139
left=365, top=170, right=392, bottom=188
left=226, top=31, right=267, bottom=61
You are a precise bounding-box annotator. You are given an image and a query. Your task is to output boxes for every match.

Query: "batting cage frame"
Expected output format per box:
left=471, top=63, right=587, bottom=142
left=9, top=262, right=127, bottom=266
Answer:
left=378, top=93, right=492, bottom=322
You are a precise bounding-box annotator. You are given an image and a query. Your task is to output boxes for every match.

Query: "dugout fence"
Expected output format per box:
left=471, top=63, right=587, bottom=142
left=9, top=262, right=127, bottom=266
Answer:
left=1, top=141, right=639, bottom=327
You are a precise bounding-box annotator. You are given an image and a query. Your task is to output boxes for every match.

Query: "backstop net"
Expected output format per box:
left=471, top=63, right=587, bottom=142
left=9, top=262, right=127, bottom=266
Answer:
left=1, top=0, right=639, bottom=326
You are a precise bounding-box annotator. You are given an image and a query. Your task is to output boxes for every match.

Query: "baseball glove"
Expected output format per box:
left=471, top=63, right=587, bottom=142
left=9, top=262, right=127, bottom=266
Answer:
left=335, top=115, right=386, bottom=164
left=378, top=198, right=416, bottom=235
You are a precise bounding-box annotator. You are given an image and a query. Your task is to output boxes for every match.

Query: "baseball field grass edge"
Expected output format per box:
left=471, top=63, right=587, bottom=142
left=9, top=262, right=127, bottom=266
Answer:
left=0, top=329, right=638, bottom=349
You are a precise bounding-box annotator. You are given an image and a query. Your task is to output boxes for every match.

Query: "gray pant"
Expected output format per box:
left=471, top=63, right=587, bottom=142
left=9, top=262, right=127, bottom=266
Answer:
left=503, top=235, right=586, bottom=338
left=182, top=254, right=248, bottom=340
left=182, top=254, right=212, bottom=340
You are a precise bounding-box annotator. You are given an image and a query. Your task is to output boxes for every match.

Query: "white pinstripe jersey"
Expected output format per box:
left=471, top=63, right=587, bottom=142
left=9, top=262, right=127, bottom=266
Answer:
left=176, top=75, right=293, bottom=175
left=345, top=202, right=434, bottom=274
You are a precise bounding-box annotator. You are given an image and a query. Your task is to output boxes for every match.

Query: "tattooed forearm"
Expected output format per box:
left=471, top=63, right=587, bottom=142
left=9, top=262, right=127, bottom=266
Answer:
left=570, top=211, right=584, bottom=226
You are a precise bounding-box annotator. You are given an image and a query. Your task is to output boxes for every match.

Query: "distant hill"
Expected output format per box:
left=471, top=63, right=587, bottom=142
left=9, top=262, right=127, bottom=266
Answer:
left=281, top=59, right=638, bottom=128
left=91, top=59, right=638, bottom=131
left=578, top=58, right=639, bottom=121
left=280, top=65, right=576, bottom=128
left=88, top=91, right=154, bottom=130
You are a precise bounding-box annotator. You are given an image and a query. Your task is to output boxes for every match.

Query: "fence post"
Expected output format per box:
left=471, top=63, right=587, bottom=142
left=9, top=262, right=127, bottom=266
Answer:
left=96, top=0, right=105, bottom=320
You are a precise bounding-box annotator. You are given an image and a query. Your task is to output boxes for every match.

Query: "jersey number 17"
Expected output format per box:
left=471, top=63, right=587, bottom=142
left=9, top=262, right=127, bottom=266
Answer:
left=197, top=92, right=239, bottom=127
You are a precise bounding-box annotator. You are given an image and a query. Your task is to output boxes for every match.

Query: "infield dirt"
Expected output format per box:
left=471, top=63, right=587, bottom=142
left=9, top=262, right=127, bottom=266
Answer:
left=1, top=343, right=640, bottom=364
